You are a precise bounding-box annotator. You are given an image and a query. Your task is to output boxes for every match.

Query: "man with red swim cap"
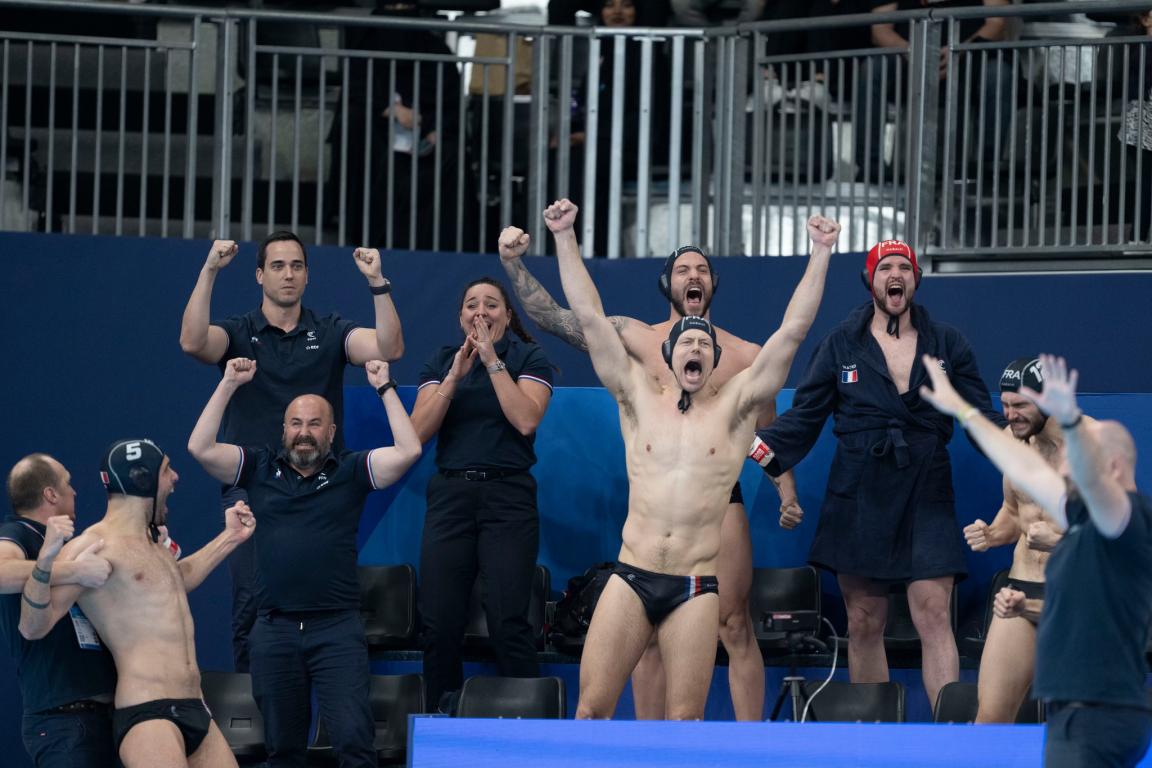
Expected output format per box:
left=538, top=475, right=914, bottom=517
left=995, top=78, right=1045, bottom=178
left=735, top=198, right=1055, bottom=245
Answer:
left=756, top=239, right=1005, bottom=714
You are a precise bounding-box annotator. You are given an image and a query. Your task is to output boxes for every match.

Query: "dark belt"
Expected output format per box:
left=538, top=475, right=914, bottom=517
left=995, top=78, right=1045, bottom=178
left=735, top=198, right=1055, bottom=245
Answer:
left=38, top=700, right=111, bottom=715
left=441, top=469, right=526, bottom=481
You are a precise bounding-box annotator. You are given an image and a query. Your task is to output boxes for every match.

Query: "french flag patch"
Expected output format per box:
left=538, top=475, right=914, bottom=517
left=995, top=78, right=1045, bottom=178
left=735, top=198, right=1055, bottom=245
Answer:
left=841, top=369, right=859, bottom=384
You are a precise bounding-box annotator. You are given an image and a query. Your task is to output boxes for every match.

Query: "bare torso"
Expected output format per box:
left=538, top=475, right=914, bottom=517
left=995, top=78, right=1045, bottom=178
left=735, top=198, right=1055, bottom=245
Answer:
left=74, top=523, right=201, bottom=708
left=871, top=326, right=919, bottom=394
left=1006, top=427, right=1066, bottom=583
left=616, top=372, right=755, bottom=576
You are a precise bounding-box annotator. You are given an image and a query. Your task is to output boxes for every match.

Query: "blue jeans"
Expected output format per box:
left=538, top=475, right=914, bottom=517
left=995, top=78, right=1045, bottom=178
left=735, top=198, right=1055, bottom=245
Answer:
left=223, top=485, right=258, bottom=672
left=22, top=709, right=117, bottom=768
left=1045, top=702, right=1152, bottom=768
left=249, top=610, right=375, bottom=768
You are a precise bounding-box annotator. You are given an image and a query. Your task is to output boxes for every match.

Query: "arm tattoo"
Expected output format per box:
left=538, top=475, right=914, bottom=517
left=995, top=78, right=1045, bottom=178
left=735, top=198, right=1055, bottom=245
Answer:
left=502, top=258, right=590, bottom=351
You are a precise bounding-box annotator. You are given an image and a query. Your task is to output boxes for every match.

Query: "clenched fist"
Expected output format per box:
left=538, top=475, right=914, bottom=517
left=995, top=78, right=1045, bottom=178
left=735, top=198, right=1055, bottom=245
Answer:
left=206, top=240, right=238, bottom=272
left=498, top=227, right=531, bottom=261
left=963, top=519, right=990, bottom=552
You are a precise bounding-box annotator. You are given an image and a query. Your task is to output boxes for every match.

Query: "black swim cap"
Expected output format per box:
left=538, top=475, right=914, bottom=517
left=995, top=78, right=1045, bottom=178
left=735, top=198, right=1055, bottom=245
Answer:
left=100, top=439, right=165, bottom=498
left=662, top=316, right=721, bottom=369
left=999, top=357, right=1044, bottom=394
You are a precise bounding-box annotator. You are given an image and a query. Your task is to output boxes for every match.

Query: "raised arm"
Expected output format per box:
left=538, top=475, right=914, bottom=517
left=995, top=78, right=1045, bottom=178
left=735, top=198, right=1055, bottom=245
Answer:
left=919, top=354, right=1067, bottom=526
left=1022, top=355, right=1133, bottom=538
left=364, top=361, right=423, bottom=487
left=178, top=501, right=256, bottom=591
left=346, top=247, right=405, bottom=364
left=187, top=358, right=254, bottom=485
left=0, top=524, right=110, bottom=594
left=739, top=216, right=838, bottom=409
left=179, top=240, right=237, bottom=364
left=19, top=525, right=105, bottom=640
left=544, top=200, right=633, bottom=396
left=499, top=227, right=630, bottom=351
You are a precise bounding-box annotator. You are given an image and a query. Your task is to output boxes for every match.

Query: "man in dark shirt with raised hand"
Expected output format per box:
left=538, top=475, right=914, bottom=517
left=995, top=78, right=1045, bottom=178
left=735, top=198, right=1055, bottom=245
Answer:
left=188, top=356, right=422, bottom=768
left=1, top=454, right=116, bottom=767
left=922, top=354, right=1152, bottom=768
left=179, top=232, right=404, bottom=672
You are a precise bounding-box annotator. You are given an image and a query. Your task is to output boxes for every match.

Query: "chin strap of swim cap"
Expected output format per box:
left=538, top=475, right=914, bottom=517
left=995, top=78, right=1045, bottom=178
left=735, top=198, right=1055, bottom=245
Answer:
left=886, top=311, right=900, bottom=338
left=678, top=390, right=692, bottom=414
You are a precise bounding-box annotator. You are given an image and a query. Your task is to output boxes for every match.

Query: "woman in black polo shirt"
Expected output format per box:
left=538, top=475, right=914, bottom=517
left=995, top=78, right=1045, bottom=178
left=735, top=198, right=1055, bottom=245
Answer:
left=410, top=276, right=555, bottom=712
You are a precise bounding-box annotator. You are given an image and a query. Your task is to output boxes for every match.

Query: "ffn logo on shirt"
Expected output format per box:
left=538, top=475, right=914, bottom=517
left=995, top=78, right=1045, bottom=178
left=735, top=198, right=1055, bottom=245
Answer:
left=305, top=330, right=319, bottom=351
left=841, top=364, right=859, bottom=384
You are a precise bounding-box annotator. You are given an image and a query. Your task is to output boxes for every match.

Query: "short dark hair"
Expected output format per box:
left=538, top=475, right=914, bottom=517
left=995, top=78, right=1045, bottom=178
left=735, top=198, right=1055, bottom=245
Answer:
left=7, top=454, right=60, bottom=515
left=257, top=231, right=308, bottom=270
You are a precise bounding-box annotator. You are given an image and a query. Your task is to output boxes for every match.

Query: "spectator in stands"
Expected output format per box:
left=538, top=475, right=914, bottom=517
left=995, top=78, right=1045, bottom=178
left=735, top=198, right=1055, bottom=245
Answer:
left=337, top=1, right=465, bottom=252
left=1, top=454, right=117, bottom=768
left=962, top=358, right=1070, bottom=723
left=856, top=0, right=1015, bottom=184
left=1111, top=10, right=1152, bottom=242
left=188, top=359, right=422, bottom=767
left=408, top=277, right=554, bottom=713
left=756, top=240, right=1005, bottom=714
left=921, top=354, right=1152, bottom=767
left=556, top=0, right=671, bottom=257
left=178, top=235, right=403, bottom=673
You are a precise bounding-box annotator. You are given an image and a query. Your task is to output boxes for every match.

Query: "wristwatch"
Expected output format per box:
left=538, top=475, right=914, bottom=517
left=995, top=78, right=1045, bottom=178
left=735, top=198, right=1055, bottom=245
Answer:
left=369, top=279, right=392, bottom=295
left=376, top=380, right=398, bottom=397
left=487, top=360, right=507, bottom=374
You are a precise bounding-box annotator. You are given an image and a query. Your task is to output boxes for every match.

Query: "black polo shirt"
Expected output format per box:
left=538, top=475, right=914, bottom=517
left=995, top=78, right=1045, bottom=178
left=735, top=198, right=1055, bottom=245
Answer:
left=1035, top=491, right=1152, bottom=708
left=233, top=447, right=378, bottom=612
left=0, top=516, right=117, bottom=713
left=215, top=307, right=359, bottom=448
left=419, top=334, right=553, bottom=472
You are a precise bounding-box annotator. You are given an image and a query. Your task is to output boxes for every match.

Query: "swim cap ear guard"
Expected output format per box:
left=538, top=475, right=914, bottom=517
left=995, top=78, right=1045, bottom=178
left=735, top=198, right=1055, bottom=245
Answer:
left=999, top=357, right=1044, bottom=394
left=662, top=316, right=722, bottom=413
left=100, top=439, right=166, bottom=542
left=658, top=246, right=719, bottom=302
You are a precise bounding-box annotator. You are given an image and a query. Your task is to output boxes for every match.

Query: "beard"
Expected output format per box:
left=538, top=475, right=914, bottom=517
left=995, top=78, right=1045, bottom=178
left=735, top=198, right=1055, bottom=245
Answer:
left=287, top=436, right=327, bottom=470
left=672, top=293, right=712, bottom=319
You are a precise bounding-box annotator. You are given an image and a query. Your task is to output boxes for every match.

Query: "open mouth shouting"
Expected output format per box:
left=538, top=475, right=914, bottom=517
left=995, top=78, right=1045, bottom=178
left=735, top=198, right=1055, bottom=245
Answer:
left=684, top=283, right=705, bottom=313
left=682, top=357, right=704, bottom=387
left=884, top=281, right=907, bottom=309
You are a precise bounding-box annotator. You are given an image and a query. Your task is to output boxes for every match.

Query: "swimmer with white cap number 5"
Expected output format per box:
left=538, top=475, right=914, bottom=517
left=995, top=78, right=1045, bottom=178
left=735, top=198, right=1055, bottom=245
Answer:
left=19, top=438, right=255, bottom=768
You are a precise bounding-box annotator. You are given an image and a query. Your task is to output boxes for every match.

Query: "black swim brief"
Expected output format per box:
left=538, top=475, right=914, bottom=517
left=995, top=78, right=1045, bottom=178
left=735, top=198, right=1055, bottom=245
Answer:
left=613, top=562, right=718, bottom=626
left=113, top=698, right=212, bottom=755
left=1006, top=578, right=1045, bottom=601
left=729, top=481, right=744, bottom=505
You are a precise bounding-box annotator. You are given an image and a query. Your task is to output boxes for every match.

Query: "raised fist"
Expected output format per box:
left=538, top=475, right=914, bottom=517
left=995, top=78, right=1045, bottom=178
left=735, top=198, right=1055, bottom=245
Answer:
left=498, top=227, right=531, bottom=261
left=41, top=515, right=75, bottom=560
left=353, top=247, right=384, bottom=281
left=1025, top=521, right=1061, bottom=552
left=207, top=240, right=238, bottom=271
left=224, top=358, right=258, bottom=386
left=542, top=199, right=579, bottom=233
left=225, top=500, right=256, bottom=543
left=366, top=360, right=392, bottom=389
left=806, top=216, right=841, bottom=248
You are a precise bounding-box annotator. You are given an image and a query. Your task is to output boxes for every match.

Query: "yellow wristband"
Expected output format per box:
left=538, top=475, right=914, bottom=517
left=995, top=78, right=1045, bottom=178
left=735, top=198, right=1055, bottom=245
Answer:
left=958, top=406, right=978, bottom=426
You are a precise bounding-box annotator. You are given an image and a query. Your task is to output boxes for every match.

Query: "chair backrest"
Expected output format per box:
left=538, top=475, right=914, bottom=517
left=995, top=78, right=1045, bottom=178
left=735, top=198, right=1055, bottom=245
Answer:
left=310, top=673, right=425, bottom=763
left=359, top=564, right=419, bottom=649
left=464, top=564, right=550, bottom=650
left=933, top=680, right=1045, bottom=724
left=749, top=566, right=821, bottom=651
left=884, top=582, right=959, bottom=648
left=800, top=681, right=905, bottom=723
left=200, top=671, right=266, bottom=758
left=455, top=675, right=566, bottom=719
left=933, top=681, right=978, bottom=723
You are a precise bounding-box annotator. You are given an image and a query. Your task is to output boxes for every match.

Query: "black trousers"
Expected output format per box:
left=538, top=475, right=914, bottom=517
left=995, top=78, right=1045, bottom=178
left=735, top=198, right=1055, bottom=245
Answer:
left=419, top=471, right=540, bottom=709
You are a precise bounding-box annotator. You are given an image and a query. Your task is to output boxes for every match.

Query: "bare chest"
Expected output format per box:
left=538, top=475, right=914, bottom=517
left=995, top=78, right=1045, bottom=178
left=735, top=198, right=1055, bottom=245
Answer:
left=872, top=330, right=919, bottom=394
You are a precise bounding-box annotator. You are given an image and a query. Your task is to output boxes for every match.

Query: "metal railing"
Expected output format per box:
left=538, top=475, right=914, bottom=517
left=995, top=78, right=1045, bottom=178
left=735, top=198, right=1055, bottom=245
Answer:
left=1, top=0, right=1149, bottom=271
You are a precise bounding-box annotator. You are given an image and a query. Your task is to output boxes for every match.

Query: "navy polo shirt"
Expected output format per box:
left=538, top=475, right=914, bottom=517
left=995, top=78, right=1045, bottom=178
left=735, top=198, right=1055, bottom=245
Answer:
left=1035, top=491, right=1152, bottom=708
left=419, top=334, right=553, bottom=471
left=0, top=516, right=117, bottom=713
left=215, top=307, right=358, bottom=448
left=232, top=447, right=379, bottom=612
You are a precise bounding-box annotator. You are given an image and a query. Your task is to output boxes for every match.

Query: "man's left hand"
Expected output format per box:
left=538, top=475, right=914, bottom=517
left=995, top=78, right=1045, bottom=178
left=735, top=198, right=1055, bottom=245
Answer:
left=366, top=360, right=392, bottom=390
left=353, top=247, right=385, bottom=282
left=779, top=500, right=804, bottom=530
left=225, top=501, right=256, bottom=542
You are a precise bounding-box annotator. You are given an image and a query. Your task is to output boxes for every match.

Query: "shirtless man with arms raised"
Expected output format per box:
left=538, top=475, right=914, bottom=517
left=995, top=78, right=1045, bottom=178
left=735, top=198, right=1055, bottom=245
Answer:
left=533, top=199, right=835, bottom=719
left=500, top=208, right=836, bottom=720
left=963, top=357, right=1072, bottom=722
left=19, top=439, right=255, bottom=767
